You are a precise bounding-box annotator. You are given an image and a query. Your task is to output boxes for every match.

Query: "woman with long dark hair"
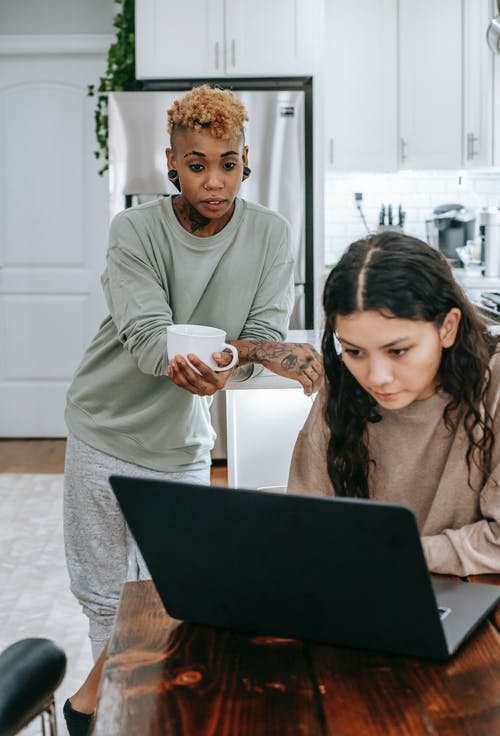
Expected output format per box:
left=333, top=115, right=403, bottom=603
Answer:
left=288, top=231, right=500, bottom=575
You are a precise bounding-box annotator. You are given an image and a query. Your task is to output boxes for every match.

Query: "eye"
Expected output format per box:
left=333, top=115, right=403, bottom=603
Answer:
left=223, top=161, right=237, bottom=170
left=344, top=348, right=361, bottom=358
left=390, top=348, right=408, bottom=357
left=189, top=163, right=204, bottom=172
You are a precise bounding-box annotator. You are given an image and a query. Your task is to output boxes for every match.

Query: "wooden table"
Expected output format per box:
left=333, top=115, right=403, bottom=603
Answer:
left=93, top=577, right=500, bottom=735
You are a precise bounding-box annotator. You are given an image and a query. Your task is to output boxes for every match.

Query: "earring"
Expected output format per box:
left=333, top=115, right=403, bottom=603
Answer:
left=242, top=166, right=251, bottom=180
left=167, top=169, right=178, bottom=180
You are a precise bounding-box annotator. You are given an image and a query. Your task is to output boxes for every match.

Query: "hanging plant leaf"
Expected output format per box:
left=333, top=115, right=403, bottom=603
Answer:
left=89, top=0, right=143, bottom=175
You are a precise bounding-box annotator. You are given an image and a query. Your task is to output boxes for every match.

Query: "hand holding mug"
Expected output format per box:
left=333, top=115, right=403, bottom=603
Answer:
left=167, top=324, right=239, bottom=395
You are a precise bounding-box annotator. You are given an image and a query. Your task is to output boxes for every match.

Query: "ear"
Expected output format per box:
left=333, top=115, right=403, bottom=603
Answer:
left=242, top=145, right=249, bottom=167
left=439, top=307, right=461, bottom=348
left=165, top=147, right=176, bottom=170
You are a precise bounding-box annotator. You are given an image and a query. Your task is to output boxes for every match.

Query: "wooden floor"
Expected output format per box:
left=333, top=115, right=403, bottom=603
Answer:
left=0, top=439, right=228, bottom=484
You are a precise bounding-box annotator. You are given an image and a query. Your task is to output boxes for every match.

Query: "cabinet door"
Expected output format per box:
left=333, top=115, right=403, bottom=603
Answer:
left=226, top=0, right=316, bottom=76
left=135, top=0, right=224, bottom=79
left=324, top=0, right=398, bottom=171
left=463, top=0, right=493, bottom=168
left=399, top=0, right=462, bottom=169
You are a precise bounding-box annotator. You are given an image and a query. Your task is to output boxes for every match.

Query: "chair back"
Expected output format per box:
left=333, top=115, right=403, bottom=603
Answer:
left=0, top=638, right=66, bottom=736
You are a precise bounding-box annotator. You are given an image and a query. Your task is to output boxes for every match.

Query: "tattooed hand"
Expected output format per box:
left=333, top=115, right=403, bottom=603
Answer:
left=232, top=340, right=323, bottom=396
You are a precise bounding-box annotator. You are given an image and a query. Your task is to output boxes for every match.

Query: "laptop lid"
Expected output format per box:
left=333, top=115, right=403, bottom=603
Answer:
left=110, top=476, right=499, bottom=660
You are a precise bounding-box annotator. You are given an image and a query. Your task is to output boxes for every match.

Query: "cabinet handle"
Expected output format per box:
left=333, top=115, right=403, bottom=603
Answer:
left=231, top=39, right=236, bottom=67
left=400, top=137, right=408, bottom=164
left=215, top=41, right=219, bottom=69
left=468, top=132, right=479, bottom=159
left=329, top=138, right=334, bottom=165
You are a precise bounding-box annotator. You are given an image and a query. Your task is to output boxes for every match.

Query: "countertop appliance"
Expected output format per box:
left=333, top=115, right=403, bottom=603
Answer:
left=108, top=80, right=314, bottom=331
left=480, top=207, right=500, bottom=277
left=432, top=203, right=476, bottom=262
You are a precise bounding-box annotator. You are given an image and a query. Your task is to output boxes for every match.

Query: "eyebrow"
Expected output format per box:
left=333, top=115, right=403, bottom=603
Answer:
left=337, top=336, right=411, bottom=349
left=183, top=150, right=240, bottom=158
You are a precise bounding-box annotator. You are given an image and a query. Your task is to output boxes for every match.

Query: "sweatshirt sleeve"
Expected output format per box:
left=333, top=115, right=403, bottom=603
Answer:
left=238, top=219, right=295, bottom=342
left=287, top=384, right=334, bottom=496
left=422, top=355, right=500, bottom=576
left=102, top=212, right=172, bottom=376
left=421, top=479, right=500, bottom=576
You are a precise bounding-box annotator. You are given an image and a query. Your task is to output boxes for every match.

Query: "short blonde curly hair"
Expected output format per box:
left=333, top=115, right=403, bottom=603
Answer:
left=167, top=85, right=248, bottom=141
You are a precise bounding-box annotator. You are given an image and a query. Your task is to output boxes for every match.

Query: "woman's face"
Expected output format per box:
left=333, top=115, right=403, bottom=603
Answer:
left=334, top=309, right=461, bottom=410
left=166, top=127, right=248, bottom=226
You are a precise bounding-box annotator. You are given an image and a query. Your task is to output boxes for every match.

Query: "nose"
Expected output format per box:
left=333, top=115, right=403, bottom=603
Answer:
left=366, top=356, right=393, bottom=388
left=203, top=171, right=224, bottom=190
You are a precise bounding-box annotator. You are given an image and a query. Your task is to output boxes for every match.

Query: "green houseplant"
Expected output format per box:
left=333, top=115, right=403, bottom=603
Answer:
left=88, top=0, right=143, bottom=175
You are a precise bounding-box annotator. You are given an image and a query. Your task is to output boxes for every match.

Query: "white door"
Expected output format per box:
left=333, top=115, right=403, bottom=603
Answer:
left=0, top=38, right=109, bottom=436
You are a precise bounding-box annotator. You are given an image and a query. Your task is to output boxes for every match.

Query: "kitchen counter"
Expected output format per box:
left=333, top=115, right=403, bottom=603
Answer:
left=453, top=267, right=500, bottom=292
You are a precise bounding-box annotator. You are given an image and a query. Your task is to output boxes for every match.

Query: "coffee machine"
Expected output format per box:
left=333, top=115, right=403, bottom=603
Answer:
left=429, top=203, right=476, bottom=261
left=480, top=207, right=500, bottom=277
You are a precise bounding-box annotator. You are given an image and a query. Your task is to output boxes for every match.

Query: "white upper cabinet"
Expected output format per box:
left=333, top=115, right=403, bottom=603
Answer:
left=399, top=0, right=462, bottom=169
left=135, top=0, right=317, bottom=78
left=324, top=0, right=495, bottom=171
left=324, top=0, right=398, bottom=171
left=463, top=0, right=493, bottom=168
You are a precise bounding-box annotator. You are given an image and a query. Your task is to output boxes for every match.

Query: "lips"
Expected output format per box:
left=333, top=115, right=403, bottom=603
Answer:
left=372, top=391, right=399, bottom=402
left=201, top=198, right=227, bottom=206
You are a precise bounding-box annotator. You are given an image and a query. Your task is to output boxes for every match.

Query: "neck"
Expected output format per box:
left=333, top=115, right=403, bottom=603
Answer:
left=172, top=196, right=235, bottom=236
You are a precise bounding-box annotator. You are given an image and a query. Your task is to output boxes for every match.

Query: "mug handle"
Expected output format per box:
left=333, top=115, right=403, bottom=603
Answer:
left=213, top=343, right=239, bottom=372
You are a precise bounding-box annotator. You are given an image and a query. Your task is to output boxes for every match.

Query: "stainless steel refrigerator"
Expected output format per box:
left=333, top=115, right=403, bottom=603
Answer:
left=108, top=81, right=314, bottom=330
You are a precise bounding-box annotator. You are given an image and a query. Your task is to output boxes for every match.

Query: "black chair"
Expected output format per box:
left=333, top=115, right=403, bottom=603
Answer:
left=0, top=638, right=66, bottom=736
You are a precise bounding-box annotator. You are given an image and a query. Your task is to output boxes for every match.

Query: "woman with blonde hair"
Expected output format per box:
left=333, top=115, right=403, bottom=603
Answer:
left=63, top=84, right=321, bottom=735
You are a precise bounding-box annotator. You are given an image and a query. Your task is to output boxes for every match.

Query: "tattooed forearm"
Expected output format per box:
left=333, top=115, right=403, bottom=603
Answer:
left=235, top=341, right=320, bottom=375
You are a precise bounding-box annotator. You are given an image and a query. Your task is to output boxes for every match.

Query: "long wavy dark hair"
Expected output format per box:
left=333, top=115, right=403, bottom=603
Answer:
left=323, top=231, right=498, bottom=498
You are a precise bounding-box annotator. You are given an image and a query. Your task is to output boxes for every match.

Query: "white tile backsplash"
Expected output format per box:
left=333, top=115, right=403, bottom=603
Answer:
left=324, top=170, right=500, bottom=266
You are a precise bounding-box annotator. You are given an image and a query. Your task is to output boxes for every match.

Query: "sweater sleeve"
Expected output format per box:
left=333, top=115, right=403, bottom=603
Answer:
left=421, top=478, right=500, bottom=576
left=239, top=220, right=295, bottom=342
left=102, top=212, right=172, bottom=376
left=422, top=356, right=500, bottom=576
left=287, top=384, right=334, bottom=496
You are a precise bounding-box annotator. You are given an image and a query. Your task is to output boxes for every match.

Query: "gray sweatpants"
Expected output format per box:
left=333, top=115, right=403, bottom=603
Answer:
left=63, top=433, right=210, bottom=661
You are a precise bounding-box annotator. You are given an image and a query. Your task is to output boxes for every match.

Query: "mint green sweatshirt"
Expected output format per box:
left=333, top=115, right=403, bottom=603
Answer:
left=65, top=196, right=294, bottom=471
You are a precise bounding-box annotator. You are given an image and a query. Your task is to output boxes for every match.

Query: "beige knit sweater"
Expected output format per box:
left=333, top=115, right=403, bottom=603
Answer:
left=287, top=353, right=500, bottom=576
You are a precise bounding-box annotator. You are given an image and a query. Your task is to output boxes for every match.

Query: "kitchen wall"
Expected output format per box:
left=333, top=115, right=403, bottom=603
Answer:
left=325, top=169, right=500, bottom=267
left=0, top=0, right=115, bottom=34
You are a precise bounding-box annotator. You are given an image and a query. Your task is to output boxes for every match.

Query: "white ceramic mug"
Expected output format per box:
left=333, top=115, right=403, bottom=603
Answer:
left=167, top=324, right=239, bottom=373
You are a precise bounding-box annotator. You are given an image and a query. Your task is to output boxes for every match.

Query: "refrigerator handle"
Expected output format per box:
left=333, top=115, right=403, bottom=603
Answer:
left=215, top=41, right=220, bottom=70
left=329, top=138, right=334, bottom=166
left=231, top=39, right=236, bottom=68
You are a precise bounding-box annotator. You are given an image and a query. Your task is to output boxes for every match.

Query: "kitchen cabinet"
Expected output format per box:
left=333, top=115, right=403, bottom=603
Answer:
left=135, top=0, right=317, bottom=79
left=324, top=0, right=398, bottom=171
left=325, top=0, right=494, bottom=172
left=399, top=0, right=462, bottom=169
left=463, top=0, right=494, bottom=168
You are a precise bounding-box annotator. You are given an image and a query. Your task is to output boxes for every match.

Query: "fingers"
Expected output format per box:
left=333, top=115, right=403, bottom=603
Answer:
left=212, top=350, right=235, bottom=369
left=294, top=346, right=324, bottom=396
left=167, top=355, right=232, bottom=395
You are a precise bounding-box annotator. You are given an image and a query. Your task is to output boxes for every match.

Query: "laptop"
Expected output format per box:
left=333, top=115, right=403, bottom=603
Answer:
left=110, top=475, right=500, bottom=660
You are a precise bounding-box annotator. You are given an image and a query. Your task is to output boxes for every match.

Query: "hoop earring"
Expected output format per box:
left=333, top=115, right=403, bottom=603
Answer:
left=242, top=166, right=251, bottom=180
